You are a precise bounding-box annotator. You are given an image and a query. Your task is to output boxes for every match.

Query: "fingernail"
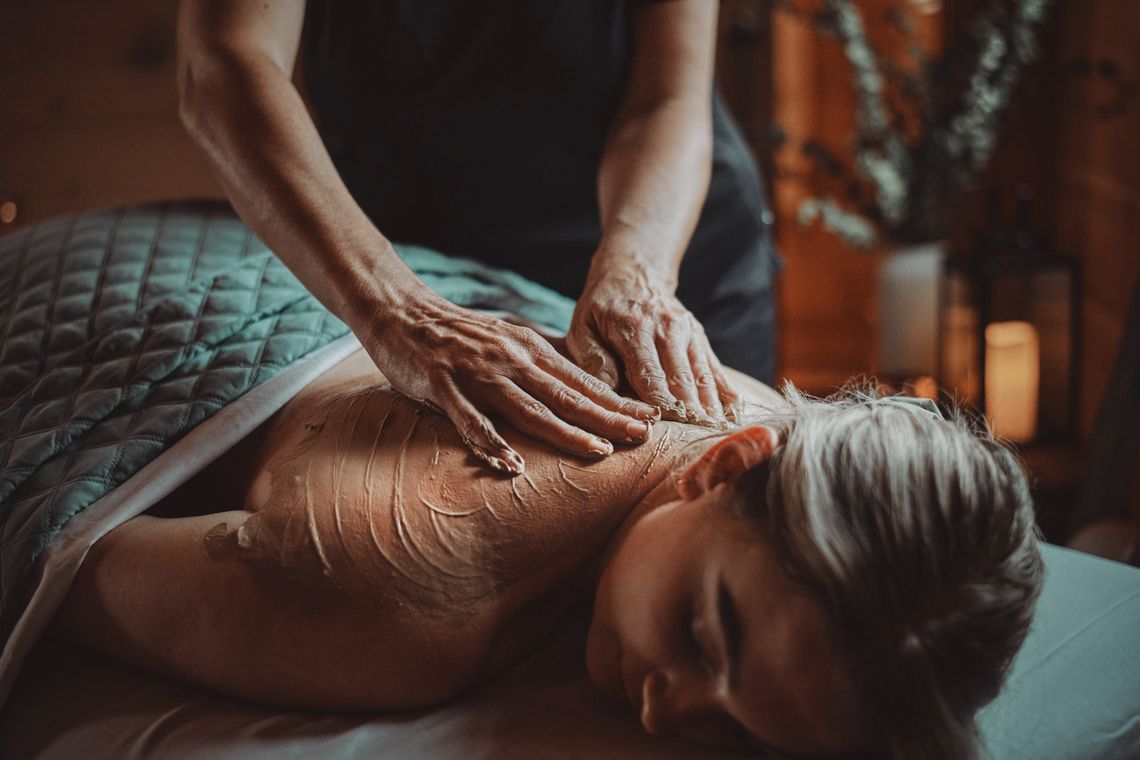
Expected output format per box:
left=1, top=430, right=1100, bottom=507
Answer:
left=626, top=420, right=650, bottom=440
left=491, top=449, right=525, bottom=475
left=651, top=399, right=684, bottom=421
left=589, top=437, right=614, bottom=457
left=643, top=406, right=662, bottom=423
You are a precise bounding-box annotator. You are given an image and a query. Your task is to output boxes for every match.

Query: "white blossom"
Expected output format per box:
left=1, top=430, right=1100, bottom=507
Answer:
left=793, top=0, right=1057, bottom=248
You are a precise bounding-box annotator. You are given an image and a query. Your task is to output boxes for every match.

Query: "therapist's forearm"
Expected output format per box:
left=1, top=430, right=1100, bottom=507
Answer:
left=178, top=50, right=430, bottom=328
left=593, top=98, right=712, bottom=291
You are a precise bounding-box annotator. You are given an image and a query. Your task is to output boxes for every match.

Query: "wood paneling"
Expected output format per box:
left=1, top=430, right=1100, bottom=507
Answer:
left=764, top=0, right=1138, bottom=441
left=770, top=4, right=878, bottom=392
left=1045, top=0, right=1140, bottom=444
left=2, top=1, right=1135, bottom=462
left=0, top=1, right=223, bottom=232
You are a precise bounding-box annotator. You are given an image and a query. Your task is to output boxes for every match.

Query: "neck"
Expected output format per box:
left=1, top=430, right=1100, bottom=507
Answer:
left=589, top=423, right=728, bottom=588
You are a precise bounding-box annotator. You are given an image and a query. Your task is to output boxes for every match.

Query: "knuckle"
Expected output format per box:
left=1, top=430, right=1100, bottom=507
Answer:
left=512, top=325, right=543, bottom=349
left=551, top=385, right=584, bottom=409
left=487, top=335, right=517, bottom=358
left=610, top=318, right=638, bottom=342
left=669, top=369, right=695, bottom=387
left=518, top=397, right=551, bottom=422
left=695, top=371, right=717, bottom=388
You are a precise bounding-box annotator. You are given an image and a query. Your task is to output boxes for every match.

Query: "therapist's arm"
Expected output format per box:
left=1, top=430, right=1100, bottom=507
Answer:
left=568, top=0, right=741, bottom=425
left=176, top=0, right=658, bottom=475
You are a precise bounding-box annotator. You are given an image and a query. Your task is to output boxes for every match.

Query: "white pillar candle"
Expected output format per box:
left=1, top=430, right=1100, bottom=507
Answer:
left=984, top=321, right=1040, bottom=443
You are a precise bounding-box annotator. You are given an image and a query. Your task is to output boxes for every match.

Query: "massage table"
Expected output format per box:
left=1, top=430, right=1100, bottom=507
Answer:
left=1, top=203, right=1138, bottom=759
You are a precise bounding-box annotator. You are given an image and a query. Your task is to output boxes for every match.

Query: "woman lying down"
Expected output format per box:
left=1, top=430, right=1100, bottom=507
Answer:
left=48, top=346, right=1043, bottom=760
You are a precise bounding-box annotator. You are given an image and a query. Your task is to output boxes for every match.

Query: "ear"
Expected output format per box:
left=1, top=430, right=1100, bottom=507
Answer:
left=676, top=426, right=779, bottom=501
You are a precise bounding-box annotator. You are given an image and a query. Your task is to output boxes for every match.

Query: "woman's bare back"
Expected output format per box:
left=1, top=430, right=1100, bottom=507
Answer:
left=50, top=347, right=779, bottom=711
left=217, top=348, right=667, bottom=612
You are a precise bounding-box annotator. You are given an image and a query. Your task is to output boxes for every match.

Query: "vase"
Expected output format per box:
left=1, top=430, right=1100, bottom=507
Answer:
left=876, top=240, right=947, bottom=379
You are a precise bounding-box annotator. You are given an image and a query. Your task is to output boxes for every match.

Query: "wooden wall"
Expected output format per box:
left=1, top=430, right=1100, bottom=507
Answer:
left=761, top=0, right=1139, bottom=440
left=769, top=2, right=879, bottom=392
left=0, top=1, right=221, bottom=233
left=1040, top=0, right=1140, bottom=441
left=1041, top=0, right=1140, bottom=519
left=759, top=0, right=1139, bottom=521
left=2, top=0, right=1135, bottom=450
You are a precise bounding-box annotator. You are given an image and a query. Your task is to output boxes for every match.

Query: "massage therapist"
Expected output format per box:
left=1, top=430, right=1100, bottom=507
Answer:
left=175, top=0, right=780, bottom=474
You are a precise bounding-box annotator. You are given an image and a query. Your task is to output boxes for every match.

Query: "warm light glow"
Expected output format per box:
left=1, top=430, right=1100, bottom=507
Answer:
left=0, top=201, right=16, bottom=224
left=913, top=375, right=939, bottom=400
left=910, top=0, right=943, bottom=15
left=985, top=321, right=1040, bottom=443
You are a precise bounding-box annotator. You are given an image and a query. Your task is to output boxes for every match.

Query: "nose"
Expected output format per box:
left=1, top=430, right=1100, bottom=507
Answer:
left=638, top=668, right=719, bottom=736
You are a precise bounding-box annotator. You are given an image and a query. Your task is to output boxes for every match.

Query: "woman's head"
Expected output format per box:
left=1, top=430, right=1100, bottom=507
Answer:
left=586, top=385, right=1043, bottom=758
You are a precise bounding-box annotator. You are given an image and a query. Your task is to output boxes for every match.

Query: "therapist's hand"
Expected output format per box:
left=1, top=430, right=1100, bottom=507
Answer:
left=566, top=259, right=742, bottom=427
left=362, top=291, right=660, bottom=476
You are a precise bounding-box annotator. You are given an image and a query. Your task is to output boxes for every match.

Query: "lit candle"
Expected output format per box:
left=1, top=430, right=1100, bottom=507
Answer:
left=984, top=321, right=1040, bottom=443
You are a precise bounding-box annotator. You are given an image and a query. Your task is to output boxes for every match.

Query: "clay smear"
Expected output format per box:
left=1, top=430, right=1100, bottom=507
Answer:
left=203, top=385, right=617, bottom=611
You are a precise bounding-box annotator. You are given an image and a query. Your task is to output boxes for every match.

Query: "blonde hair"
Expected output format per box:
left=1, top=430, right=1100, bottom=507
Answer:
left=733, top=383, right=1044, bottom=759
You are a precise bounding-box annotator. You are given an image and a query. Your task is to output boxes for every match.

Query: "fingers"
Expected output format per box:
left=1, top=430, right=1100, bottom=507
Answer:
left=654, top=329, right=732, bottom=426
left=686, top=342, right=728, bottom=426
left=654, top=321, right=718, bottom=425
left=517, top=370, right=655, bottom=446
left=605, top=316, right=735, bottom=428
left=434, top=327, right=660, bottom=473
left=487, top=379, right=619, bottom=459
left=534, top=344, right=659, bottom=424
left=712, top=362, right=745, bottom=426
left=378, top=303, right=664, bottom=477
left=618, top=325, right=687, bottom=421
left=435, top=380, right=527, bottom=475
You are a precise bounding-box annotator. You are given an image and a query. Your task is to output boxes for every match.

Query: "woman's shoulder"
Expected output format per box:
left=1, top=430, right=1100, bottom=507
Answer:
left=723, top=366, right=786, bottom=418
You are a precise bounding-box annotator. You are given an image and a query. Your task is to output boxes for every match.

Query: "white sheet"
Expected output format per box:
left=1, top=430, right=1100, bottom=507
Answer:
left=1, top=610, right=735, bottom=759
left=0, top=334, right=363, bottom=705
left=4, top=320, right=1139, bottom=759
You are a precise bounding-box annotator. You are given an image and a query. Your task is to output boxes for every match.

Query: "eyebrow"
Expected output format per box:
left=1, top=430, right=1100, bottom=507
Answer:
left=716, top=577, right=742, bottom=691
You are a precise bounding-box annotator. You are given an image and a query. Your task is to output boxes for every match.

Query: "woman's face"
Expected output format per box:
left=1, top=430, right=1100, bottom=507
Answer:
left=586, top=482, right=865, bottom=757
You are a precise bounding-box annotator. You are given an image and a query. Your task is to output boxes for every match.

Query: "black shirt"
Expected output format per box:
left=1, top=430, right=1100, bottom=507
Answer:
left=301, top=0, right=777, bottom=301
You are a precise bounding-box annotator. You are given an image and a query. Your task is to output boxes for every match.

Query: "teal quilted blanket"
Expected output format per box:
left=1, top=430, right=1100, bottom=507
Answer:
left=0, top=200, right=575, bottom=652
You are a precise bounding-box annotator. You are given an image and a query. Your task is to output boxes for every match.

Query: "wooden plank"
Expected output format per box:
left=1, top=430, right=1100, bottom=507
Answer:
left=0, top=1, right=181, bottom=120
left=1072, top=268, right=1140, bottom=532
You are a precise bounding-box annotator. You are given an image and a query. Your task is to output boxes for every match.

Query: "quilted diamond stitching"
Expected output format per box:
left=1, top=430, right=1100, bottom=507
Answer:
left=0, top=199, right=577, bottom=652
